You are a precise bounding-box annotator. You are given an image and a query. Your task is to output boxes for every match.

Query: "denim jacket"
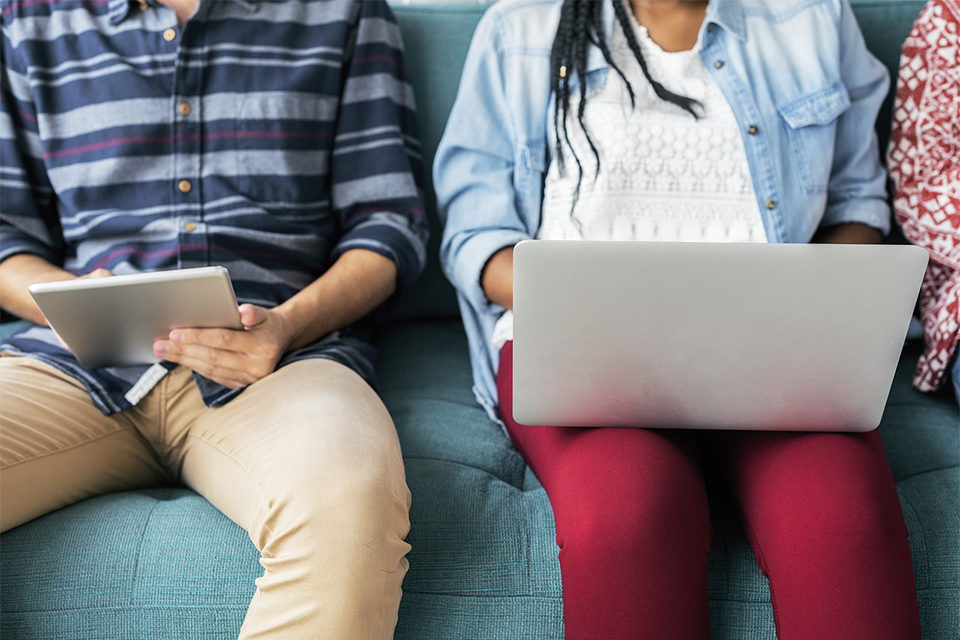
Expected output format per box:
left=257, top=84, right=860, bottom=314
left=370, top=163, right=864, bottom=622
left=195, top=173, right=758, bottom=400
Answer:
left=435, top=0, right=891, bottom=421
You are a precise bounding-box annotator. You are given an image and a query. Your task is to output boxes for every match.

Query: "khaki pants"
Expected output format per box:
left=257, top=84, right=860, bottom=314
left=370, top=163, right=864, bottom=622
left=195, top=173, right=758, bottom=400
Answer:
left=0, top=356, right=411, bottom=640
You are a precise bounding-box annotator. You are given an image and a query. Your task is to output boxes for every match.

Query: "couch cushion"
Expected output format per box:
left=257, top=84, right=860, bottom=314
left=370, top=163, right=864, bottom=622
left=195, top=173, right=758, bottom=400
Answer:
left=2, top=320, right=957, bottom=639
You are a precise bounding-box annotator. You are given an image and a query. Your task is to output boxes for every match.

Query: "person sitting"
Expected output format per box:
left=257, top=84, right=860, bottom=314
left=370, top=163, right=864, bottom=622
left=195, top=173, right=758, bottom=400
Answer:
left=435, top=0, right=923, bottom=638
left=0, top=0, right=426, bottom=637
left=888, top=0, right=960, bottom=405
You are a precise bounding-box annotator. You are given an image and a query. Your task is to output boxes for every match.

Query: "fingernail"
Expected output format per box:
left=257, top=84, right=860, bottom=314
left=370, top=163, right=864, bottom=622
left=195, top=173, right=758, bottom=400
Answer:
left=170, top=331, right=185, bottom=343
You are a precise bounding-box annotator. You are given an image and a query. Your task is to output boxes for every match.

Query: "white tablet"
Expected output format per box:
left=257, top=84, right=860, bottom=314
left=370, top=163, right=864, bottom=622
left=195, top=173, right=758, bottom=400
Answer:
left=28, top=266, right=242, bottom=368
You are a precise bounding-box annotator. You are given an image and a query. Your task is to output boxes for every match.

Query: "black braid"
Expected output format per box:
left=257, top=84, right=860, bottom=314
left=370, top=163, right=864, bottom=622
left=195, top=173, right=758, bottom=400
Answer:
left=549, top=0, right=703, bottom=211
left=609, top=0, right=702, bottom=117
left=551, top=0, right=578, bottom=175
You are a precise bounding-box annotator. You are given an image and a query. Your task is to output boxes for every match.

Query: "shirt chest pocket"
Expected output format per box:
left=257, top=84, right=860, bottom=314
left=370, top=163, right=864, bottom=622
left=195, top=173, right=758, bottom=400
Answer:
left=777, top=82, right=851, bottom=193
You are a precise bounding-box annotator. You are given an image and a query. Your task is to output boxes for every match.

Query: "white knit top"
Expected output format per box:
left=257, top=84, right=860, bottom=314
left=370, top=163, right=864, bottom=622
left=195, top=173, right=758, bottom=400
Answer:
left=492, top=14, right=767, bottom=349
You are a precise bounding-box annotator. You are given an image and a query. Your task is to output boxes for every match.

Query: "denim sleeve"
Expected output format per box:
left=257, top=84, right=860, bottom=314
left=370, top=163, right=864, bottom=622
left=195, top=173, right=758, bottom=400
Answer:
left=329, top=0, right=428, bottom=293
left=820, top=0, right=892, bottom=235
left=434, top=9, right=532, bottom=314
left=0, top=18, right=63, bottom=266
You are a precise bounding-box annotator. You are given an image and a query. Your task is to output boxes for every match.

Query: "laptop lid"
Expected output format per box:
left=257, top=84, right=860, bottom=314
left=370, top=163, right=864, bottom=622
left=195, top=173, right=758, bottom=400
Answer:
left=511, top=240, right=928, bottom=431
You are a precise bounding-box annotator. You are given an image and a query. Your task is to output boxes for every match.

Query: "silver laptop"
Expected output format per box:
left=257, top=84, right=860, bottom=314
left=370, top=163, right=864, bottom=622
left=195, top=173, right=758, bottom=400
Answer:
left=511, top=240, right=928, bottom=431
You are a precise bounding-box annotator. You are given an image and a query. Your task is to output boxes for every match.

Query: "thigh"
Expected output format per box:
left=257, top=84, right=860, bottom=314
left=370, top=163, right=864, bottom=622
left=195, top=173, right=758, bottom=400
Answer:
left=715, top=429, right=920, bottom=639
left=0, top=356, right=168, bottom=532
left=168, top=358, right=409, bottom=537
left=716, top=429, right=903, bottom=535
left=497, top=341, right=707, bottom=537
left=165, top=358, right=410, bottom=639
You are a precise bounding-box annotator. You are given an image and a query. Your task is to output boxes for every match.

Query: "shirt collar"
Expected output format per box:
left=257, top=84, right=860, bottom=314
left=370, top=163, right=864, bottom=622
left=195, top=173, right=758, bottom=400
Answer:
left=108, top=0, right=257, bottom=26
left=589, top=0, right=746, bottom=72
left=705, top=0, right=746, bottom=41
left=107, top=0, right=136, bottom=25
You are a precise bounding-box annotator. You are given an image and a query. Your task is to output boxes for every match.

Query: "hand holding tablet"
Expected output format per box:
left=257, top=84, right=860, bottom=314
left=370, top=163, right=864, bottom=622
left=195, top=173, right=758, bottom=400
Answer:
left=28, top=266, right=242, bottom=368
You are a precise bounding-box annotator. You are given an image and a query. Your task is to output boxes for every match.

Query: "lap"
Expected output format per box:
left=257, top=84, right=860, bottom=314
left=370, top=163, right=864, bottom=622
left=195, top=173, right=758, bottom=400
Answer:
left=169, top=358, right=408, bottom=532
left=0, top=355, right=168, bottom=531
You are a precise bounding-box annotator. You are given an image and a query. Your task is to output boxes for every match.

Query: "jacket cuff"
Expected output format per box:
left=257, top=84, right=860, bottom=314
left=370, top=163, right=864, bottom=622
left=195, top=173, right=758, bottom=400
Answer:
left=821, top=198, right=891, bottom=236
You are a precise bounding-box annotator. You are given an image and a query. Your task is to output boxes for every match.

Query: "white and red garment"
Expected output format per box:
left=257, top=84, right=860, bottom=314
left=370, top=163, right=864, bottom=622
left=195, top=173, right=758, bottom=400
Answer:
left=888, top=0, right=960, bottom=391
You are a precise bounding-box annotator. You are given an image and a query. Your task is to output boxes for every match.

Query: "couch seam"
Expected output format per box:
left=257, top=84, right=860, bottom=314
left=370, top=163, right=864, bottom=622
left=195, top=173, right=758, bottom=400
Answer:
left=128, top=499, right=161, bottom=606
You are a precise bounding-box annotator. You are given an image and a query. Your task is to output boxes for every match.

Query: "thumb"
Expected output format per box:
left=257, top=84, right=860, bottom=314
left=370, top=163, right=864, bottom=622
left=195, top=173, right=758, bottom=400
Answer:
left=238, top=304, right=267, bottom=329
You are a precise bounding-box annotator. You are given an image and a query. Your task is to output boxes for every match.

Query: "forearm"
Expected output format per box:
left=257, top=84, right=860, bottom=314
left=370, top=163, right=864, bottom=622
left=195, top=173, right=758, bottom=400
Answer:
left=0, top=254, right=73, bottom=325
left=481, top=246, right=515, bottom=310
left=813, top=222, right=883, bottom=245
left=274, top=248, right=398, bottom=352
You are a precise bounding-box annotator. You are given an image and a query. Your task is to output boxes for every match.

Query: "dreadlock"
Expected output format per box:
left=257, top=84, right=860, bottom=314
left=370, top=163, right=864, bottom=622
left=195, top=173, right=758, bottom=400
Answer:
left=550, top=0, right=702, bottom=202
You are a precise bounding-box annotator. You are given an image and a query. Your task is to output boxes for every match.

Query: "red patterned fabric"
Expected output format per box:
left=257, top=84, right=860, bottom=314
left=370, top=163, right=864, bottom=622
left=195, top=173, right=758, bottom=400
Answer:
left=888, top=0, right=960, bottom=391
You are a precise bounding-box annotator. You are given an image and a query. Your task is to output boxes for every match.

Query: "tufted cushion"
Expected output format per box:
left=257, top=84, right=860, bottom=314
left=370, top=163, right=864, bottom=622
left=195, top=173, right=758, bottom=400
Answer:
left=3, top=321, right=956, bottom=639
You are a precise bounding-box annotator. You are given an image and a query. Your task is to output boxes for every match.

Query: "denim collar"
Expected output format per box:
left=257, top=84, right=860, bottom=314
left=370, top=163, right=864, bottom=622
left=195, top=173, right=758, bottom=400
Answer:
left=587, top=0, right=745, bottom=72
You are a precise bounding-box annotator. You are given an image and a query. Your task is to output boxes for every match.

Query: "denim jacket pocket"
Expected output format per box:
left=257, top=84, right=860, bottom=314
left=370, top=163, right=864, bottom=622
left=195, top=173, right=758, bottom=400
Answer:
left=777, top=82, right=851, bottom=193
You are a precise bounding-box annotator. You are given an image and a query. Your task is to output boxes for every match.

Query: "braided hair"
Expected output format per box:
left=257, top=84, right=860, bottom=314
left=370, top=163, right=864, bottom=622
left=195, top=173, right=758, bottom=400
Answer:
left=551, top=0, right=702, bottom=201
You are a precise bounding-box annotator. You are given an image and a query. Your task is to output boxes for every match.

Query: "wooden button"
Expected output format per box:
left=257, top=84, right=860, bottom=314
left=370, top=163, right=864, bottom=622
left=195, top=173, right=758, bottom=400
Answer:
left=178, top=102, right=191, bottom=116
left=163, top=28, right=177, bottom=42
left=183, top=222, right=197, bottom=232
left=178, top=180, right=192, bottom=193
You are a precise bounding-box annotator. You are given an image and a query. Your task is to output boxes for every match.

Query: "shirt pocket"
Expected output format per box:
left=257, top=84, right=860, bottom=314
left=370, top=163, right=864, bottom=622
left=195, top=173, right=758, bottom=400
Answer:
left=777, top=82, right=851, bottom=193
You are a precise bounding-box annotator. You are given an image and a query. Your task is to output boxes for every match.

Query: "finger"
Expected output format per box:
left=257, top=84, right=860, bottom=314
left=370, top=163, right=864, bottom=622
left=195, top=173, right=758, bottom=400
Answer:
left=81, top=268, right=114, bottom=279
left=168, top=327, right=246, bottom=352
left=153, top=346, right=251, bottom=389
left=154, top=340, right=249, bottom=381
left=238, top=304, right=267, bottom=329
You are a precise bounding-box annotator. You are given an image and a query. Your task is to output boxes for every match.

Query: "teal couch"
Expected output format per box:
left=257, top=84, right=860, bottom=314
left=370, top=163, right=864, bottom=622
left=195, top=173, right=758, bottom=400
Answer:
left=2, top=2, right=957, bottom=638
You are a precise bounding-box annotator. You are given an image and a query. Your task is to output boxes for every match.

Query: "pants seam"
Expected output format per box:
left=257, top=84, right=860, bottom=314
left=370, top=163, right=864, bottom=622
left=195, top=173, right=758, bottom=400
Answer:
left=1, top=425, right=137, bottom=471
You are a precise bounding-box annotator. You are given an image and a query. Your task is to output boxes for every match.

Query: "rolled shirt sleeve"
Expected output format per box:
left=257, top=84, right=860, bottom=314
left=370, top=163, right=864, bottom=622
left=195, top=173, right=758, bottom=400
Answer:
left=819, top=0, right=892, bottom=234
left=328, top=0, right=428, bottom=293
left=0, top=21, right=63, bottom=266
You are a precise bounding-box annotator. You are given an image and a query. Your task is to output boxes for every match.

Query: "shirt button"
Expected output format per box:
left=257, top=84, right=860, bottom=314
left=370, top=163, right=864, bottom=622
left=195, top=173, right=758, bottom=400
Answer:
left=766, top=199, right=777, bottom=210
left=178, top=179, right=192, bottom=193
left=714, top=60, right=725, bottom=69
left=163, top=28, right=177, bottom=42
left=183, top=222, right=197, bottom=232
left=177, top=101, right=191, bottom=116
left=747, top=125, right=759, bottom=135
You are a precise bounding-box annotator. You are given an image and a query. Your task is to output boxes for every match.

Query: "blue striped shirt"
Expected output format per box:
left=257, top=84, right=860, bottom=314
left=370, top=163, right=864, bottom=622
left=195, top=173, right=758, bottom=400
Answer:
left=0, top=0, right=428, bottom=414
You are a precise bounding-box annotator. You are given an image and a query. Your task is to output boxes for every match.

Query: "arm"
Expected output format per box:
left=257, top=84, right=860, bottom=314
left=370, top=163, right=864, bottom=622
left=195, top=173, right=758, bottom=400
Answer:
left=156, top=0, right=427, bottom=388
left=0, top=255, right=72, bottom=325
left=887, top=0, right=960, bottom=270
left=481, top=246, right=516, bottom=310
left=0, top=19, right=68, bottom=324
left=155, top=249, right=396, bottom=387
left=812, top=222, right=883, bottom=245
left=817, top=0, right=892, bottom=237
left=435, top=9, right=532, bottom=315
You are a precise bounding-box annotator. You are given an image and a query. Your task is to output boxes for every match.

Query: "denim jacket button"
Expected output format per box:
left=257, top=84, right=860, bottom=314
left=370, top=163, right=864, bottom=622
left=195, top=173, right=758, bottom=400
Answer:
left=714, top=60, right=725, bottom=69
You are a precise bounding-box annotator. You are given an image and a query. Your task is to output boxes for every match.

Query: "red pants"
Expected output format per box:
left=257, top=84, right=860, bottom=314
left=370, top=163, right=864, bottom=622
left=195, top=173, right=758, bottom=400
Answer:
left=497, top=342, right=921, bottom=640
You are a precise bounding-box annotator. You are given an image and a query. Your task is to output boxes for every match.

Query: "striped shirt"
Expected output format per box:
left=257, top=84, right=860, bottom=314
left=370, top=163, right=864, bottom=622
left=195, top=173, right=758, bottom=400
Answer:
left=0, top=0, right=428, bottom=414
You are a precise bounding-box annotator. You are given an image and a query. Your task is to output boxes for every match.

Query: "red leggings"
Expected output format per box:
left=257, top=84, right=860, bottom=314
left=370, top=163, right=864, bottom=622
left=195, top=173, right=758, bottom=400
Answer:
left=497, top=342, right=921, bottom=640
